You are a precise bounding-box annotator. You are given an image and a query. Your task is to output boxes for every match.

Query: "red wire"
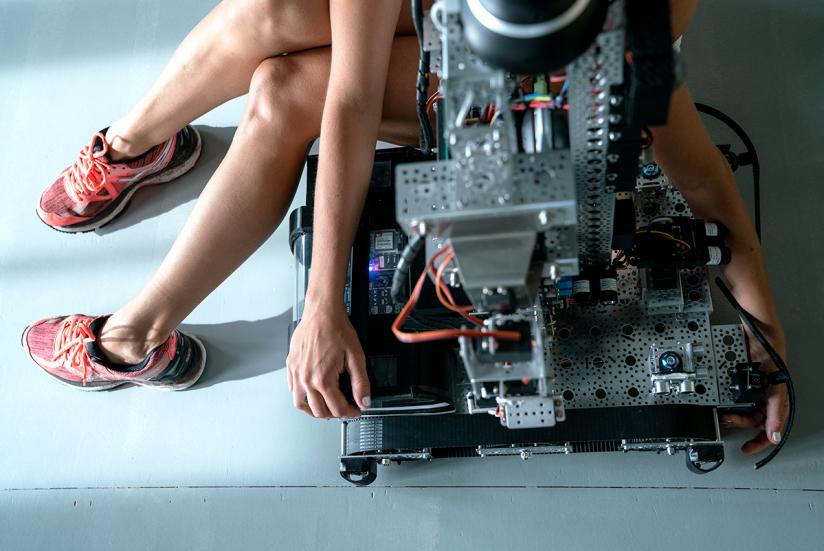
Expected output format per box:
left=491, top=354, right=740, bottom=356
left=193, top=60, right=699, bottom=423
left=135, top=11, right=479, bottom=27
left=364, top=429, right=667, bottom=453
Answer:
left=433, top=252, right=484, bottom=326
left=392, top=247, right=521, bottom=344
left=425, top=92, right=443, bottom=114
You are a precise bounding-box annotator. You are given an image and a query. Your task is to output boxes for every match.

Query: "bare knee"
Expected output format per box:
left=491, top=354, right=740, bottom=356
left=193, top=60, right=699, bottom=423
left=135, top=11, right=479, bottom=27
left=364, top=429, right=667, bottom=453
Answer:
left=243, top=56, right=322, bottom=142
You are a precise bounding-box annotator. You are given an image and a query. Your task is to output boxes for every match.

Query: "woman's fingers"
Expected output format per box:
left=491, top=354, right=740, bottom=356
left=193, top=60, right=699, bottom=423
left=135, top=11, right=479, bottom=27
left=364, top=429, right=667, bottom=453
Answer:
left=721, top=381, right=789, bottom=455
left=346, top=349, right=371, bottom=411
left=720, top=411, right=764, bottom=429
left=305, top=387, right=332, bottom=419
left=742, top=432, right=772, bottom=455
left=292, top=385, right=312, bottom=416
left=764, top=384, right=789, bottom=444
left=720, top=411, right=773, bottom=453
left=319, top=384, right=361, bottom=418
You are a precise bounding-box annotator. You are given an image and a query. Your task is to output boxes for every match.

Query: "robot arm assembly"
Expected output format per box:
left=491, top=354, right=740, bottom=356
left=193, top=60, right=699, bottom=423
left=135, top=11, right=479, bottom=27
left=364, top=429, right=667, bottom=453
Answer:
left=288, top=0, right=794, bottom=485
left=393, top=0, right=695, bottom=429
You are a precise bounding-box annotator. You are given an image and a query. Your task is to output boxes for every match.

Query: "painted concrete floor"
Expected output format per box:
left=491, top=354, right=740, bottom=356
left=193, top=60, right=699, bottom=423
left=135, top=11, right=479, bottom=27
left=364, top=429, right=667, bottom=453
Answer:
left=1, top=1, right=822, bottom=549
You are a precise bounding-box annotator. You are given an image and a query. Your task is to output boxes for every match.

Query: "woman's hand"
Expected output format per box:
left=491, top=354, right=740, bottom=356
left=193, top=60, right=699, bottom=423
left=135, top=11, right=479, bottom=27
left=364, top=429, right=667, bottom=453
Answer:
left=286, top=300, right=370, bottom=419
left=720, top=333, right=790, bottom=454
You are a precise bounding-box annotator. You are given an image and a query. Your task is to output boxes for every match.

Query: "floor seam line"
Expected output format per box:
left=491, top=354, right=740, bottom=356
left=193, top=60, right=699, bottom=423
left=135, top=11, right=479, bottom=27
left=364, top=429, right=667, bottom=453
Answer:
left=2, top=486, right=822, bottom=492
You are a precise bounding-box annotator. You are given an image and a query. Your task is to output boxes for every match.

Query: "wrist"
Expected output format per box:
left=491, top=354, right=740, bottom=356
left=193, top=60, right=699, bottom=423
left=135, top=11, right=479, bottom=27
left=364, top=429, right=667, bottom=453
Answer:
left=305, top=286, right=347, bottom=315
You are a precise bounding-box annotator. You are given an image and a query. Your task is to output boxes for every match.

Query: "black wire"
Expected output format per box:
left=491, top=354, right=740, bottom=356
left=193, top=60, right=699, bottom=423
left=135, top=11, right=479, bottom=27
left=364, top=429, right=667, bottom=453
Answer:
left=412, top=0, right=433, bottom=153
left=714, top=277, right=795, bottom=470
left=695, top=103, right=762, bottom=240
left=392, top=234, right=425, bottom=302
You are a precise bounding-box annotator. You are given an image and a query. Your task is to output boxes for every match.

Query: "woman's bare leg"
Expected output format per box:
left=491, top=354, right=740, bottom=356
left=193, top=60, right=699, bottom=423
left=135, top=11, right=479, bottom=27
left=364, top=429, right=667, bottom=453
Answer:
left=98, top=37, right=427, bottom=363
left=104, top=0, right=421, bottom=161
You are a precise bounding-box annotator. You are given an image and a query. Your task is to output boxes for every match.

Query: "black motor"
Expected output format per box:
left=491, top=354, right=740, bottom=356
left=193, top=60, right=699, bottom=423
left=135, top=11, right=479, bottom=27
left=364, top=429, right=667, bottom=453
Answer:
left=461, top=0, right=609, bottom=73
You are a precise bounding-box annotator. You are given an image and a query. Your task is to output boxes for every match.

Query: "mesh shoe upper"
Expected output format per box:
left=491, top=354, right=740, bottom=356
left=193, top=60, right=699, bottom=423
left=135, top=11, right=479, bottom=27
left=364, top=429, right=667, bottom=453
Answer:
left=37, top=130, right=180, bottom=227
left=22, top=314, right=189, bottom=388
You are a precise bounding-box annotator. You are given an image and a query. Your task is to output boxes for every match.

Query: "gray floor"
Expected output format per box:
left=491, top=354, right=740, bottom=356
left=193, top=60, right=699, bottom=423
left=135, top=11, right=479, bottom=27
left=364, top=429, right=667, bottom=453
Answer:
left=1, top=1, right=822, bottom=549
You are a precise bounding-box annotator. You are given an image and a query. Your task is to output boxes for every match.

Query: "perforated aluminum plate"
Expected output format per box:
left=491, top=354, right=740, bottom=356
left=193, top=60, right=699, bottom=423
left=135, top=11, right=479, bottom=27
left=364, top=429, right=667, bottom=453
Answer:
left=548, top=289, right=720, bottom=409
left=543, top=178, right=741, bottom=410
left=396, top=152, right=576, bottom=230
left=636, top=174, right=695, bottom=223
left=713, top=324, right=750, bottom=406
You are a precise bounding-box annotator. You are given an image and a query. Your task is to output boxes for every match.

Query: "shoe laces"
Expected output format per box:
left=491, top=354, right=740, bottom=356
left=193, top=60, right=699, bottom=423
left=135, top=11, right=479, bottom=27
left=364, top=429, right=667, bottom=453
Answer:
left=52, top=316, right=100, bottom=385
left=64, top=133, right=116, bottom=203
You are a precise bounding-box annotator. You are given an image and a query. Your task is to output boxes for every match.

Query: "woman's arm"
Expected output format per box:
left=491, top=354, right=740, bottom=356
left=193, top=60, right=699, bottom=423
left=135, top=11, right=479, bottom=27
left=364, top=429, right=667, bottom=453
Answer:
left=650, top=84, right=789, bottom=454
left=287, top=0, right=403, bottom=418
left=652, top=0, right=788, bottom=455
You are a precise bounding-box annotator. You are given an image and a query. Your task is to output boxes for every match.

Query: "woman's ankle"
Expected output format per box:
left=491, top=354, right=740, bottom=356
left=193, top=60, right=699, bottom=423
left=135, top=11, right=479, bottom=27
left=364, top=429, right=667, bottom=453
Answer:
left=96, top=316, right=171, bottom=366
left=105, top=122, right=154, bottom=162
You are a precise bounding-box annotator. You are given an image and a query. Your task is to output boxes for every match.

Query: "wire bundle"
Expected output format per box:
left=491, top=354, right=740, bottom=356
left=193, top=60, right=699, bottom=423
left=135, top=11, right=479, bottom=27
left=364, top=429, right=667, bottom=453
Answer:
left=412, top=0, right=433, bottom=153
left=392, top=246, right=521, bottom=344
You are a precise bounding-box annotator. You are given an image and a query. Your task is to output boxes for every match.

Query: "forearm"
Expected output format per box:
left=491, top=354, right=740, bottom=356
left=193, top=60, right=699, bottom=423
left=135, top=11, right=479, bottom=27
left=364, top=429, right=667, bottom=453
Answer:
left=650, top=85, right=785, bottom=354
left=302, top=0, right=400, bottom=310
left=305, top=102, right=381, bottom=308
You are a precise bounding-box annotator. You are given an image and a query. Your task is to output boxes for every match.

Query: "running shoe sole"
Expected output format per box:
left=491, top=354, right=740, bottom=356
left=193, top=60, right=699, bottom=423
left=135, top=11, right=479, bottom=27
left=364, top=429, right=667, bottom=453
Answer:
left=21, top=325, right=207, bottom=392
left=38, top=126, right=203, bottom=234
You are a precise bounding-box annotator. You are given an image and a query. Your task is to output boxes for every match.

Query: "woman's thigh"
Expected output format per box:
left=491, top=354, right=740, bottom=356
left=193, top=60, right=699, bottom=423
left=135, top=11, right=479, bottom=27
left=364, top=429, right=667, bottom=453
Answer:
left=220, top=0, right=427, bottom=57
left=274, top=35, right=433, bottom=146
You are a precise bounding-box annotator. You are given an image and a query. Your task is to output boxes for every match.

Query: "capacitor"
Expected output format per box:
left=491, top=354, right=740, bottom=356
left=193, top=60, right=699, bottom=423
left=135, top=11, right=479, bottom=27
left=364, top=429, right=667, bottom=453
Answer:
left=598, top=270, right=619, bottom=305
left=520, top=107, right=569, bottom=153
left=679, top=379, right=697, bottom=394
left=572, top=276, right=593, bottom=305
left=653, top=379, right=670, bottom=395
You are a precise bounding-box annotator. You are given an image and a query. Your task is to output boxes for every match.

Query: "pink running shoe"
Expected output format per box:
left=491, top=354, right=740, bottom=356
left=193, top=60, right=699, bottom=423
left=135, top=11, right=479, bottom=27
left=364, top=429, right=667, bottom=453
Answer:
left=37, top=125, right=202, bottom=232
left=21, top=315, right=206, bottom=391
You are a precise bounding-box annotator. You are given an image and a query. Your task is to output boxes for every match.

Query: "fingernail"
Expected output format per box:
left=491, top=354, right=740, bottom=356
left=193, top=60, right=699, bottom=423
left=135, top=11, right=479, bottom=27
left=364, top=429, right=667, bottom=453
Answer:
left=362, top=396, right=371, bottom=408
left=772, top=431, right=782, bottom=443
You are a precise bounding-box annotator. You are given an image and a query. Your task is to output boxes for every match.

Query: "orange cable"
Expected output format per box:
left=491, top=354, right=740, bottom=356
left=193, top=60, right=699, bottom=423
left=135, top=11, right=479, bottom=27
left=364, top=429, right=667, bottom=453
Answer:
left=392, top=246, right=521, bottom=344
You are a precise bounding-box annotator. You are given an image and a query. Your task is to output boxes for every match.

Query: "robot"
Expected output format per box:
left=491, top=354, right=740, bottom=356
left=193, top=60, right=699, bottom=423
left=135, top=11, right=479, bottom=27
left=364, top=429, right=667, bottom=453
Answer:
left=288, top=0, right=794, bottom=486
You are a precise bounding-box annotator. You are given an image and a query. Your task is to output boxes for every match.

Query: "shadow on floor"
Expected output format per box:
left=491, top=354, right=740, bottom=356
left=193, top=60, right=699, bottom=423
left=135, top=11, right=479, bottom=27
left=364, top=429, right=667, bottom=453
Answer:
left=180, top=308, right=292, bottom=389
left=95, top=126, right=236, bottom=235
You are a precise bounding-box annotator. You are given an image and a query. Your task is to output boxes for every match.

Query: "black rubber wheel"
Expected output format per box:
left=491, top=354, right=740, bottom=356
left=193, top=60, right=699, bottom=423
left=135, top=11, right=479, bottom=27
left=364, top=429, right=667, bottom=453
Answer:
left=339, top=457, right=378, bottom=486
